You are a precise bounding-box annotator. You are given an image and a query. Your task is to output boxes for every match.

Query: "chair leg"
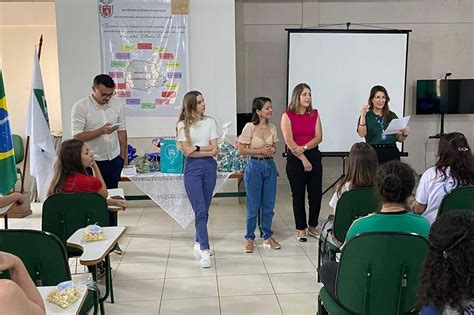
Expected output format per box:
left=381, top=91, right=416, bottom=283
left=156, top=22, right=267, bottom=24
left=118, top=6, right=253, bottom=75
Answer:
left=4, top=215, right=8, bottom=229
left=317, top=237, right=323, bottom=282
left=318, top=295, right=328, bottom=315
left=107, top=255, right=114, bottom=303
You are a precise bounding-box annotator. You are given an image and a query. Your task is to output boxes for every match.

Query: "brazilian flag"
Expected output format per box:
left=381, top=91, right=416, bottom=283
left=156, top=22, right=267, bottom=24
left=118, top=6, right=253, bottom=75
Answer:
left=0, top=70, right=17, bottom=195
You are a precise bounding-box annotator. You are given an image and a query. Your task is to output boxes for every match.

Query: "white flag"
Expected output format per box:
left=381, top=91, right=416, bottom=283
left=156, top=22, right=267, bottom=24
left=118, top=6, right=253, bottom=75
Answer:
left=24, top=49, right=57, bottom=201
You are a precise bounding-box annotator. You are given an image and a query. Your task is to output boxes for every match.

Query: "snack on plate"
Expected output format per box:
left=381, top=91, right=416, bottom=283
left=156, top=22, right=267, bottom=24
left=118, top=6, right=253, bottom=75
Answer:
left=46, top=281, right=80, bottom=309
left=82, top=224, right=105, bottom=242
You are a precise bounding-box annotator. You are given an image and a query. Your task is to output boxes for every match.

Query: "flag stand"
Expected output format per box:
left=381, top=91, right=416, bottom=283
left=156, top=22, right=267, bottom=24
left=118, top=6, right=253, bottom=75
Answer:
left=8, top=35, right=43, bottom=218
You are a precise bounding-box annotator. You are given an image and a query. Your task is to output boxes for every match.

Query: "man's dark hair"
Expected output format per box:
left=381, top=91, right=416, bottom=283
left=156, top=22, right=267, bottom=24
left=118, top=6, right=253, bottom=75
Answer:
left=93, top=74, right=115, bottom=88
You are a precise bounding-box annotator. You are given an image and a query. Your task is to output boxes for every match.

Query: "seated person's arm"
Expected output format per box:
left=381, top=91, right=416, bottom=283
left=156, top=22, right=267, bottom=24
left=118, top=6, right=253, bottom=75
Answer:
left=413, top=201, right=427, bottom=214
left=0, top=252, right=45, bottom=315
left=0, top=193, right=26, bottom=208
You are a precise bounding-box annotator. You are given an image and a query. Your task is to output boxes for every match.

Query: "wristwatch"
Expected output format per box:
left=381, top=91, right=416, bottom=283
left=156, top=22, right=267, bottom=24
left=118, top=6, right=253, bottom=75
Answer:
left=303, top=145, right=308, bottom=151
left=195, top=145, right=201, bottom=152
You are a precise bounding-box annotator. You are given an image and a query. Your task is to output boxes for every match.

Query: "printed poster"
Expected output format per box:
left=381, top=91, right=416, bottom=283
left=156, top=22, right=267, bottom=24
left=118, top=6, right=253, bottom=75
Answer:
left=98, top=0, right=188, bottom=117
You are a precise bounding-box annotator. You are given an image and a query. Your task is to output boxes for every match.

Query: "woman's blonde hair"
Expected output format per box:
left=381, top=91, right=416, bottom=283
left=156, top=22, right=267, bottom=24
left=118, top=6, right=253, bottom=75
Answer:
left=288, top=83, right=312, bottom=114
left=176, top=90, right=203, bottom=146
left=335, top=142, right=378, bottom=197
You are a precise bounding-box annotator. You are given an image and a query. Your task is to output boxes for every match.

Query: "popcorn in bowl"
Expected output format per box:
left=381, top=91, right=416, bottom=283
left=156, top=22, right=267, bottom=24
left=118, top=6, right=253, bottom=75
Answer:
left=82, top=224, right=105, bottom=242
left=46, top=281, right=80, bottom=309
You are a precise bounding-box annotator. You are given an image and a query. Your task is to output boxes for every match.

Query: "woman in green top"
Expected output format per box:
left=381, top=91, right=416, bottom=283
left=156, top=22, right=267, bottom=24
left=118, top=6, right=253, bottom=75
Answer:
left=357, top=85, right=409, bottom=164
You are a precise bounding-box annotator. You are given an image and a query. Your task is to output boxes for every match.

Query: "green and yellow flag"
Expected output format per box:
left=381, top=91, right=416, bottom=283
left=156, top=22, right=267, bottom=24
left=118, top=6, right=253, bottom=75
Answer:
left=0, top=70, right=17, bottom=195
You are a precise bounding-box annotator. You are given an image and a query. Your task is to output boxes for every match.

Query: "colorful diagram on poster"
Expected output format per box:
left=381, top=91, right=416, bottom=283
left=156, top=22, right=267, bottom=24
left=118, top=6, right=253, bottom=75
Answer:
left=98, top=0, right=188, bottom=117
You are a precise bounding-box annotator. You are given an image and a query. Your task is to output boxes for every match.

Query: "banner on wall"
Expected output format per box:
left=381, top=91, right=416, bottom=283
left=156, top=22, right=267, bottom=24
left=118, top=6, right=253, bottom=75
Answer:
left=98, top=0, right=188, bottom=117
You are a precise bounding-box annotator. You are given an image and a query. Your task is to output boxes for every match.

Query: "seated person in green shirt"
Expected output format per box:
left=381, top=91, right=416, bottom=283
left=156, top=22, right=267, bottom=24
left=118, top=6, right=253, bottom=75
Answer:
left=319, top=160, right=430, bottom=302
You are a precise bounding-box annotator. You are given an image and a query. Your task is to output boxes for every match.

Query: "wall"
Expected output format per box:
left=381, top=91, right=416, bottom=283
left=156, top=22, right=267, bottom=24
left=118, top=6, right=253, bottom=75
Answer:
left=236, top=0, right=474, bottom=176
left=0, top=2, right=60, bottom=191
left=0, top=2, right=61, bottom=135
left=55, top=0, right=237, bottom=140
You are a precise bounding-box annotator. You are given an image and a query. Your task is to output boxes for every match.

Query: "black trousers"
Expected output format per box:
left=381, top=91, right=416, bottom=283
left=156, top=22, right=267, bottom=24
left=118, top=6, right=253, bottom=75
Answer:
left=96, top=155, right=124, bottom=226
left=286, top=148, right=322, bottom=230
left=371, top=145, right=400, bottom=165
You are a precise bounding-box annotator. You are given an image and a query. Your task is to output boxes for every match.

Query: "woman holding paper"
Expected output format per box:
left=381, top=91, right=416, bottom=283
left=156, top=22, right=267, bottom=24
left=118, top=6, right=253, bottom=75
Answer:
left=357, top=85, right=409, bottom=164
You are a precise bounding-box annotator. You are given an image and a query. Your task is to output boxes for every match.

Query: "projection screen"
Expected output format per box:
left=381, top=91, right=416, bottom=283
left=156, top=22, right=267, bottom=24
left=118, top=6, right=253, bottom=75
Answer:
left=287, top=29, right=410, bottom=153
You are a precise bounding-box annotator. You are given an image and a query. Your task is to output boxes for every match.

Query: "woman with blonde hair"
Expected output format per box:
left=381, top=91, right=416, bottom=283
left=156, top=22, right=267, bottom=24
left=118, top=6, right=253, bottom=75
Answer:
left=281, top=83, right=323, bottom=241
left=320, top=142, right=379, bottom=249
left=176, top=91, right=218, bottom=268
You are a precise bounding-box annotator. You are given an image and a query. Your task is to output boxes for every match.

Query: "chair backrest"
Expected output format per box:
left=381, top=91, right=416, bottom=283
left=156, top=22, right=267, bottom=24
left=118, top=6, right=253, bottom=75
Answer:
left=437, top=185, right=474, bottom=218
left=333, top=187, right=380, bottom=243
left=0, top=229, right=71, bottom=286
left=12, top=134, right=24, bottom=165
left=335, top=232, right=429, bottom=315
left=42, top=192, right=109, bottom=254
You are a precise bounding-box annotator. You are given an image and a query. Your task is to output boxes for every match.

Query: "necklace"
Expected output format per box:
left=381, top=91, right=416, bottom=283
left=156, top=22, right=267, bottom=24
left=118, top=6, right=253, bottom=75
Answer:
left=380, top=206, right=406, bottom=212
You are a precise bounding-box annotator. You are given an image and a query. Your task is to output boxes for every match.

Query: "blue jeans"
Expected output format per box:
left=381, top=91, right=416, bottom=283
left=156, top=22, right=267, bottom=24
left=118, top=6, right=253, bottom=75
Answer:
left=244, top=158, right=277, bottom=240
left=183, top=157, right=217, bottom=251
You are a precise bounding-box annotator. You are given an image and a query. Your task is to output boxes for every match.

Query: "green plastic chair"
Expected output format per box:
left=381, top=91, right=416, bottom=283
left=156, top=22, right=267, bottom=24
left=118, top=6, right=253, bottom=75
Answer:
left=318, top=232, right=429, bottom=315
left=0, top=229, right=95, bottom=315
left=318, top=187, right=380, bottom=272
left=12, top=134, right=24, bottom=185
left=42, top=192, right=114, bottom=313
left=436, top=185, right=474, bottom=219
left=42, top=192, right=110, bottom=256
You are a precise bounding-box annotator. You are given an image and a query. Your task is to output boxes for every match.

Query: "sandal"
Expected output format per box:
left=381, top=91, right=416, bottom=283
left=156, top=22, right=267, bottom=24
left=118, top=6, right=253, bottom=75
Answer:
left=296, top=230, right=308, bottom=242
left=307, top=226, right=321, bottom=238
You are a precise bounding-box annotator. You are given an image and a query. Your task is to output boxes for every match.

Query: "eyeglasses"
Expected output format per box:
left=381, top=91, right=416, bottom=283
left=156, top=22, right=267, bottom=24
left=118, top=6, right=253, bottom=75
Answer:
left=94, top=87, right=116, bottom=98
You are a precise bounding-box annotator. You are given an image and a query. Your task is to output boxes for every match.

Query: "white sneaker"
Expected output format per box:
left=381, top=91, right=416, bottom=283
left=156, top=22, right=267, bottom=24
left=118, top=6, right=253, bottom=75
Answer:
left=194, top=242, right=213, bottom=257
left=200, top=250, right=212, bottom=268
left=194, top=242, right=202, bottom=258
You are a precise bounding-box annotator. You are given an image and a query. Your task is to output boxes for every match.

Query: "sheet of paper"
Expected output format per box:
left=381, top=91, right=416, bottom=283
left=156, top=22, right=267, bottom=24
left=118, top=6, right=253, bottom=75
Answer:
left=383, top=116, right=411, bottom=135
left=121, top=165, right=137, bottom=177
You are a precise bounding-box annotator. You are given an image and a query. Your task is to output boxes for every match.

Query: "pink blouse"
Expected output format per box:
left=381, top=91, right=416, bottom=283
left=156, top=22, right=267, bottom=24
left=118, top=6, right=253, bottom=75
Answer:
left=285, top=109, right=318, bottom=146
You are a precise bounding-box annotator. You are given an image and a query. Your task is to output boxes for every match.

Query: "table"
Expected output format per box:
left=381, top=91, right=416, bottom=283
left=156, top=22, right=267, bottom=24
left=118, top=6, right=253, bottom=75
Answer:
left=106, top=188, right=126, bottom=211
left=67, top=226, right=126, bottom=314
left=38, top=286, right=88, bottom=315
left=121, top=172, right=240, bottom=228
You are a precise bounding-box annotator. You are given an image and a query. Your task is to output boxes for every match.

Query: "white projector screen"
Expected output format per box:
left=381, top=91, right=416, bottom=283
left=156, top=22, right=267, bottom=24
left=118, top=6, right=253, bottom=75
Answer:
left=287, top=30, right=409, bottom=153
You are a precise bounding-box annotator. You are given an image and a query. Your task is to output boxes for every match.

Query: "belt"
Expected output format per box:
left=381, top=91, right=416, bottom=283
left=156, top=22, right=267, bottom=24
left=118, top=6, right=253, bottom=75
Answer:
left=249, top=156, right=273, bottom=160
left=371, top=143, right=397, bottom=148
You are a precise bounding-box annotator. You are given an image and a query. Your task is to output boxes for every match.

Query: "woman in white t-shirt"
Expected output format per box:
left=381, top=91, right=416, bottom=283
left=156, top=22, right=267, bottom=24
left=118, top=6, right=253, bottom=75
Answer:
left=176, top=91, right=219, bottom=268
left=320, top=142, right=378, bottom=248
left=414, top=132, right=474, bottom=224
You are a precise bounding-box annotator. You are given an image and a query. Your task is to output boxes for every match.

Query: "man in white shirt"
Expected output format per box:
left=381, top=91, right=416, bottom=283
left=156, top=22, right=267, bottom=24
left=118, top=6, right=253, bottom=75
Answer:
left=71, top=74, right=127, bottom=254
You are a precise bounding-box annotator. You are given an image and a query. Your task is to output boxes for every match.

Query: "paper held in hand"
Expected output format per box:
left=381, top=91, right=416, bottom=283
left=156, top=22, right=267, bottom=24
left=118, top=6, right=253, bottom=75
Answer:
left=383, top=116, right=411, bottom=135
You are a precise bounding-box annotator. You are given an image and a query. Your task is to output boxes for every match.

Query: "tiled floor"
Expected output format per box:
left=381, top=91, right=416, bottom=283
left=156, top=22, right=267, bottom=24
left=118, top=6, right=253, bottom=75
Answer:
left=3, top=181, right=335, bottom=314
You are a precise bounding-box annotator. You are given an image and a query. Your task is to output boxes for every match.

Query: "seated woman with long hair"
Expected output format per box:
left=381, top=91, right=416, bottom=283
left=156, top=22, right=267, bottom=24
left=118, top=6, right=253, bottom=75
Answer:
left=47, top=139, right=127, bottom=209
left=319, top=161, right=430, bottom=302
left=414, top=132, right=474, bottom=224
left=417, top=210, right=473, bottom=315
left=320, top=142, right=378, bottom=248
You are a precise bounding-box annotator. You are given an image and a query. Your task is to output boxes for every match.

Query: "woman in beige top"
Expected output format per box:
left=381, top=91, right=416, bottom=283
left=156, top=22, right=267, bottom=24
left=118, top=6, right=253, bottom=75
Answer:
left=238, top=97, right=280, bottom=253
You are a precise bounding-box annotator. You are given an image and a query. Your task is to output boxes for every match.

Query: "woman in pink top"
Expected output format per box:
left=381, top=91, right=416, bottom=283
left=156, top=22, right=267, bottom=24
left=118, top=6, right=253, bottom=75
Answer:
left=281, top=83, right=323, bottom=242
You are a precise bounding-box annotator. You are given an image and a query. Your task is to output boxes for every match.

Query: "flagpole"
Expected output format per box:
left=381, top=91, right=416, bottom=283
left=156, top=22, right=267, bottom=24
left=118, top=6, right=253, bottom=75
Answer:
left=21, top=35, right=43, bottom=194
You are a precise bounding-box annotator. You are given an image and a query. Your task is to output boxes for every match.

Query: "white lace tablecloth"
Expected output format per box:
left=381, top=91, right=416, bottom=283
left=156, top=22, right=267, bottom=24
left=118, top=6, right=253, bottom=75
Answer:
left=127, top=172, right=233, bottom=228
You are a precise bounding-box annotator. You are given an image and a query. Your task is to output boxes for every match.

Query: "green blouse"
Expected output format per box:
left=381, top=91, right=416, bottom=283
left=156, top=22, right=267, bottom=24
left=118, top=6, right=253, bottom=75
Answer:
left=359, top=110, right=398, bottom=145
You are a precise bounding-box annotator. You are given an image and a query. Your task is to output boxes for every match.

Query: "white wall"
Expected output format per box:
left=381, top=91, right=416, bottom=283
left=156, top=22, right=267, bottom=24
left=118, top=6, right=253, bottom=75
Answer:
left=55, top=0, right=237, bottom=140
left=0, top=2, right=60, bottom=191
left=236, top=0, right=474, bottom=175
left=0, top=2, right=61, bottom=135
